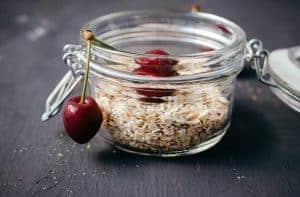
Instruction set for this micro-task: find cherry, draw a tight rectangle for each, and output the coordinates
[145,49,169,55]
[62,30,103,144]
[134,49,178,99]
[63,96,102,144]
[135,49,178,71]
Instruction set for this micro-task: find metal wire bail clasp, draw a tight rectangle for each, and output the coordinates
[41,44,84,121]
[245,39,277,87]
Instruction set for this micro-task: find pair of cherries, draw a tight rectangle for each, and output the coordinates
[63,47,177,144]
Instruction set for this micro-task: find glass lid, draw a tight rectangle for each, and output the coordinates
[269,47,300,96]
[268,46,300,112]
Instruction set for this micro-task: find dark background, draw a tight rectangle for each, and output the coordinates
[0,0,300,196]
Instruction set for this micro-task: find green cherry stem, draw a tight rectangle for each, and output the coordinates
[80,30,94,104]
[92,39,117,51]
[80,39,91,103]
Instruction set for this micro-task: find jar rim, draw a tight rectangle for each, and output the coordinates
[79,10,246,83]
[83,10,246,58]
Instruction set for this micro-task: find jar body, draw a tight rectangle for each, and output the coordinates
[82,10,246,156]
[54,10,246,156]
[89,73,238,156]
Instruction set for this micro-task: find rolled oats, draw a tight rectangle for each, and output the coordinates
[94,82,230,152]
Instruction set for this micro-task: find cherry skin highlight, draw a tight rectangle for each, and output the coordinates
[63,96,102,144]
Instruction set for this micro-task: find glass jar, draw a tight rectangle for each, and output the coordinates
[42,10,265,157]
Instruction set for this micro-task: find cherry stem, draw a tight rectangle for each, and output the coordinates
[92,39,117,51]
[191,4,200,12]
[80,39,92,104]
[80,29,118,104]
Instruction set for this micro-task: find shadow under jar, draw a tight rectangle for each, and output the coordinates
[63,10,246,156]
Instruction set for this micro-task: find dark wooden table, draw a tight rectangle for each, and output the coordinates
[1,0,300,196]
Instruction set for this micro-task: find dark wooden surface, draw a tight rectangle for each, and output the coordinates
[0,0,300,196]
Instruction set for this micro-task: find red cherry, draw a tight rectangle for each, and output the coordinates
[62,96,102,144]
[134,49,178,76]
[135,49,178,71]
[145,49,169,55]
[133,49,179,98]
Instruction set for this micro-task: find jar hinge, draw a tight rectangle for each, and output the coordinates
[41,44,84,121]
[245,39,277,88]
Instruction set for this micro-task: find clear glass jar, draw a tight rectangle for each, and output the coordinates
[43,10,251,157]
